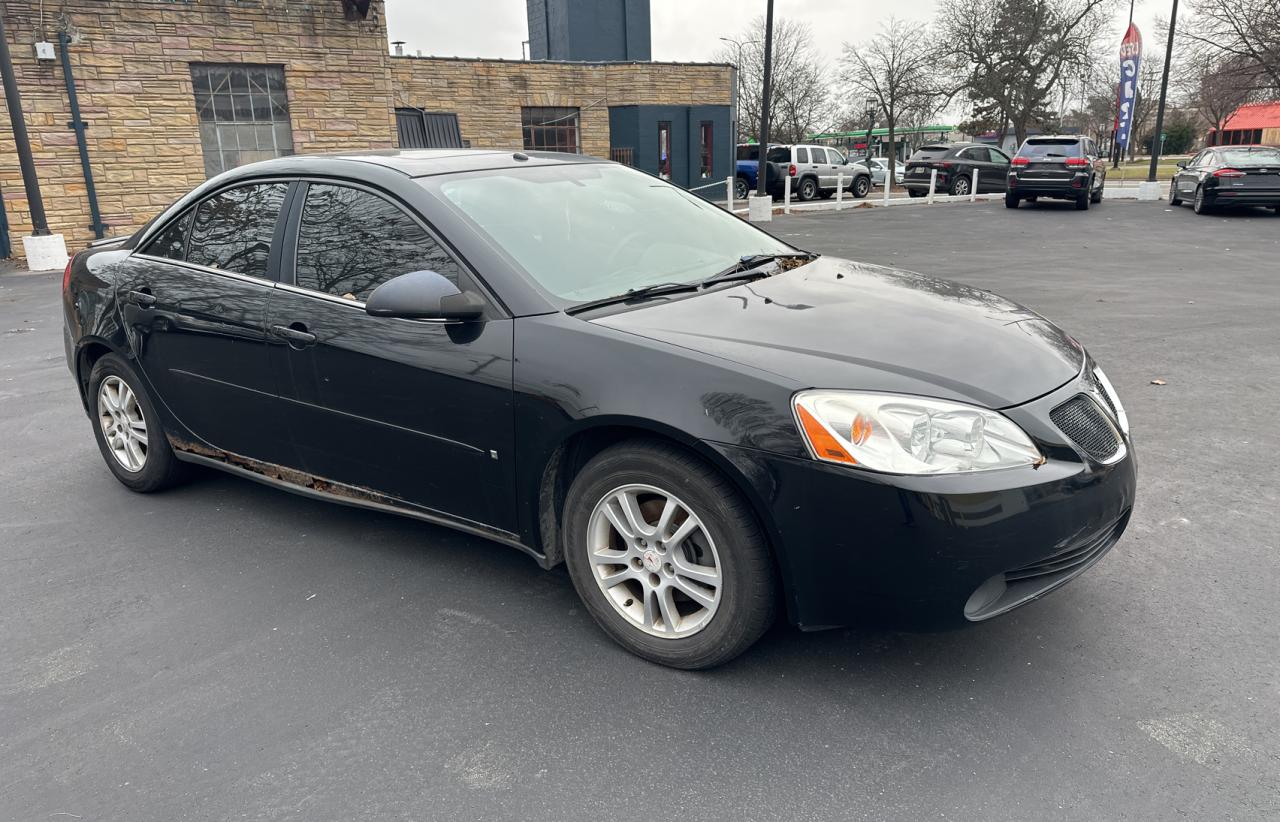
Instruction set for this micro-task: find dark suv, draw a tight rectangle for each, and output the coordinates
[1006,136,1106,210]
[902,142,1012,197]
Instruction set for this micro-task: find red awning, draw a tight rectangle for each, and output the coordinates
[1221,101,1280,131]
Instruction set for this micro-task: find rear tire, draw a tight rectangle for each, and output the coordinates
[1075,189,1090,210]
[733,176,750,201]
[1193,185,1211,214]
[797,177,818,201]
[562,440,777,669]
[950,176,971,197]
[908,189,926,198]
[87,353,187,493]
[1005,193,1019,208]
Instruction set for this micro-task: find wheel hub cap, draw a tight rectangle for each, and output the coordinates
[586,483,723,639]
[97,375,149,473]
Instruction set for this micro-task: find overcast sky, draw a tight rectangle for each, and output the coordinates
[385,0,1166,70]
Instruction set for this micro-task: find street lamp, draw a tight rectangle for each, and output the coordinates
[864,96,878,160]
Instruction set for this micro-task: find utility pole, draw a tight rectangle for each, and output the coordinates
[755,0,775,198]
[1147,0,1178,181]
[0,9,51,236]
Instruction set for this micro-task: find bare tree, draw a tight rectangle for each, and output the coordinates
[840,18,944,186]
[715,18,836,146]
[937,0,1117,146]
[1177,52,1266,143]
[1182,0,1280,93]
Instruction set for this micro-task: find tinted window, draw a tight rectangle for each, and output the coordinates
[185,183,287,278]
[294,184,461,302]
[909,145,951,161]
[989,148,1011,164]
[1018,139,1084,159]
[766,146,790,163]
[796,147,810,164]
[142,210,193,260]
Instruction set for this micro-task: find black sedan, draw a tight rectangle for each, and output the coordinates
[63,150,1136,668]
[1170,145,1280,214]
[902,142,1012,197]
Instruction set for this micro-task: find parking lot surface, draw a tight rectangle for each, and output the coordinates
[3,200,1278,820]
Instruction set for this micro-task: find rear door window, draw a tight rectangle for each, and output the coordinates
[185,183,289,278]
[141,210,193,260]
[293,183,462,302]
[795,147,810,164]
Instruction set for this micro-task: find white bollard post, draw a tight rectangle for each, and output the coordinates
[783,173,792,214]
[836,173,844,211]
[928,168,937,204]
[726,175,735,212]
[971,168,979,202]
[883,169,891,205]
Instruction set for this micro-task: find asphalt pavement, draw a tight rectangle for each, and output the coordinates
[2,199,1278,820]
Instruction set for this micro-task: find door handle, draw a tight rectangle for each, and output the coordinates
[270,323,317,348]
[124,289,156,308]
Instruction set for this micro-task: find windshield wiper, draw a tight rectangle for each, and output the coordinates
[565,281,700,315]
[699,253,811,287]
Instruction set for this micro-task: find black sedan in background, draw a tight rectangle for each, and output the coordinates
[903,142,1012,197]
[1170,145,1280,214]
[63,150,1136,668]
[1006,135,1107,210]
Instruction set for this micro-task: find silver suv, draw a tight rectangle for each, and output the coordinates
[779,144,873,201]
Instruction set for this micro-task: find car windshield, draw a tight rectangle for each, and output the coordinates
[1018,140,1084,159]
[1219,147,1280,167]
[434,163,795,303]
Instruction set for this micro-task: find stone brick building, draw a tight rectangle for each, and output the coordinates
[0,0,731,264]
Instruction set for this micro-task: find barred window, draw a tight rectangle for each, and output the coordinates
[192,64,294,177]
[522,107,581,154]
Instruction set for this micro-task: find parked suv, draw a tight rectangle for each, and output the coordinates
[903,143,1012,197]
[1006,135,1106,210]
[760,144,872,201]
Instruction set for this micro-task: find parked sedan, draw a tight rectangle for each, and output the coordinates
[859,156,907,188]
[1170,145,1280,214]
[64,150,1136,669]
[903,142,1012,197]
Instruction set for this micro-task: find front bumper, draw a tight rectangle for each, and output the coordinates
[710,375,1137,630]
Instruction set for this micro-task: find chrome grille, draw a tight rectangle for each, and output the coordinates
[1050,395,1120,462]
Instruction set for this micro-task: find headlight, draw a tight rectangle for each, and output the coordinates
[792,390,1043,475]
[1091,366,1129,435]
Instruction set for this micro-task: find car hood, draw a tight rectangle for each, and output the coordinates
[592,256,1084,409]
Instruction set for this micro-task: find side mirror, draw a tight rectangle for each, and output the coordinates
[365,270,484,321]
[1176,160,1188,169]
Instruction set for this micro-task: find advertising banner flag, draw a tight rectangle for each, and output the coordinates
[1115,24,1143,151]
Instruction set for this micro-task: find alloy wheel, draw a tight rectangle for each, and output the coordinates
[97,375,149,472]
[952,177,970,196]
[586,483,722,638]
[734,177,749,200]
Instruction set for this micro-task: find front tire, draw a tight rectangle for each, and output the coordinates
[852,176,871,198]
[88,353,187,492]
[562,440,777,669]
[1090,175,1104,203]
[1169,180,1182,206]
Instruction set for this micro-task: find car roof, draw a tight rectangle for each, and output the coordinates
[1025,135,1086,142]
[213,148,603,182]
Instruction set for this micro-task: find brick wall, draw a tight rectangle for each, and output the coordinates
[0,0,732,264]
[0,0,395,260]
[389,56,732,159]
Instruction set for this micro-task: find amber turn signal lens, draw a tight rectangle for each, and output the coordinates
[796,405,857,464]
